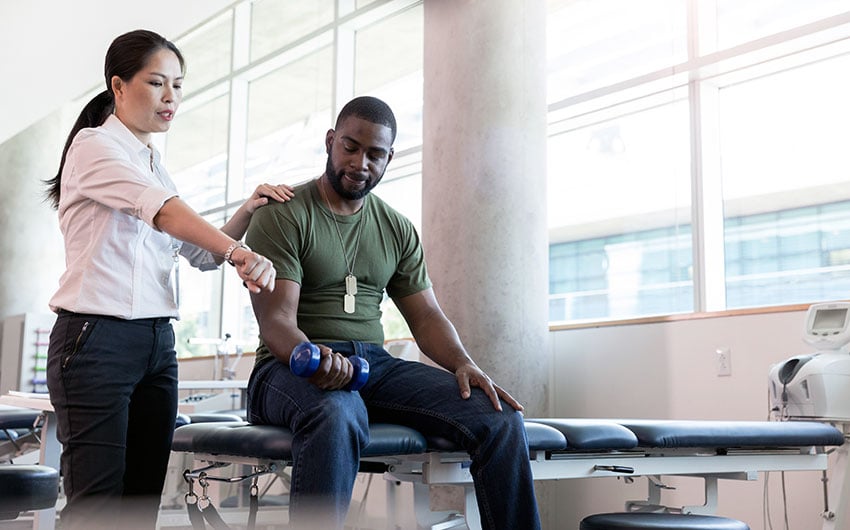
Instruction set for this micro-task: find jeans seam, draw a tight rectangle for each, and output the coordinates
[472,456,497,529]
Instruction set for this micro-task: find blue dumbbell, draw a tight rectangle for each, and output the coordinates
[289,342,369,391]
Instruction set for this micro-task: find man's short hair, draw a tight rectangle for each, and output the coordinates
[336,96,397,143]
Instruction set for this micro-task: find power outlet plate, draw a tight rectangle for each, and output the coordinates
[716,347,732,377]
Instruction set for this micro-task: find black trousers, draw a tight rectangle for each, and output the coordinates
[46,311,177,530]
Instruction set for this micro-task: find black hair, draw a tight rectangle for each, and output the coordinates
[44,30,185,209]
[335,96,397,144]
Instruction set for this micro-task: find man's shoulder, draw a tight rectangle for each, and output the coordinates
[368,193,416,231]
[368,192,406,218]
[254,180,316,219]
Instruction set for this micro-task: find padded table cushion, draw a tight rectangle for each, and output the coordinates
[527,418,638,450]
[172,422,428,460]
[581,512,750,529]
[0,408,40,430]
[187,412,244,424]
[0,465,59,519]
[424,421,567,452]
[172,418,844,463]
[615,419,845,449]
[520,422,568,451]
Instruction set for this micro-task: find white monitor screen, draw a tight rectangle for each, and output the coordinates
[812,308,848,331]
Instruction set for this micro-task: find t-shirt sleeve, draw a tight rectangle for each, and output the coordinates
[246,203,303,284]
[386,217,431,299]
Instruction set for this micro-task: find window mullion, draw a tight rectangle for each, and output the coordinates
[690,80,726,312]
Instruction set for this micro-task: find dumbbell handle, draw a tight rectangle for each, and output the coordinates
[289,342,369,391]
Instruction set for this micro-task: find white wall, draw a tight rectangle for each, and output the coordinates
[548,308,840,530]
[0,0,235,144]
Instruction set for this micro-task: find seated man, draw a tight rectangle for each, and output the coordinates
[245,96,540,530]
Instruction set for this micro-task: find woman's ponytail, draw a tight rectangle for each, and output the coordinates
[44,90,114,209]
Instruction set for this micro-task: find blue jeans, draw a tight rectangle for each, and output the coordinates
[248,341,540,530]
[46,311,178,530]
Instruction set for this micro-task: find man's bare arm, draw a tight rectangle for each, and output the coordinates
[250,279,354,389]
[394,289,523,411]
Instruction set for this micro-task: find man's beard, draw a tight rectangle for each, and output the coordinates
[325,156,383,200]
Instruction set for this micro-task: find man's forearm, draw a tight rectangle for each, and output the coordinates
[261,321,310,365]
[413,318,477,373]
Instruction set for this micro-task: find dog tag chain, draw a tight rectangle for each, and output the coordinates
[320,178,366,314]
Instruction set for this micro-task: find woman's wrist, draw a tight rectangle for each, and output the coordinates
[223,241,250,265]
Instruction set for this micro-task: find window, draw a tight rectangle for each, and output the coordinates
[354,3,424,339]
[250,0,335,61]
[725,203,850,307]
[547,0,850,323]
[177,11,233,94]
[547,0,687,103]
[548,88,692,322]
[245,45,334,189]
[713,0,850,49]
[718,53,850,307]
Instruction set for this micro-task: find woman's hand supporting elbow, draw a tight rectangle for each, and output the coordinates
[228,245,276,293]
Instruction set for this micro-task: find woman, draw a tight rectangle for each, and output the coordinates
[43,29,292,529]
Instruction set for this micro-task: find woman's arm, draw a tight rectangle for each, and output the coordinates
[153,197,275,293]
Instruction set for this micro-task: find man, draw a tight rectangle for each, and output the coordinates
[245,96,540,529]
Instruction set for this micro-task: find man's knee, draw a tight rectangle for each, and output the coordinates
[486,407,527,445]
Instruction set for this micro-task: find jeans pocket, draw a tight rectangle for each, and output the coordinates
[61,318,99,372]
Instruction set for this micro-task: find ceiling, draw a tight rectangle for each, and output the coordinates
[0,0,234,144]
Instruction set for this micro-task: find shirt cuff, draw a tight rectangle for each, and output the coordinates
[137,188,179,228]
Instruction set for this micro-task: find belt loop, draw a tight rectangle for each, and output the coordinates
[351,341,363,357]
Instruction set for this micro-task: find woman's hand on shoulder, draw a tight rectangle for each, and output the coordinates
[245,183,295,214]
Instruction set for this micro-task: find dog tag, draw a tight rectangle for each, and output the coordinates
[345,274,358,296]
[344,293,355,314]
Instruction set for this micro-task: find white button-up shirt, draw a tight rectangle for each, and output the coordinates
[49,114,216,319]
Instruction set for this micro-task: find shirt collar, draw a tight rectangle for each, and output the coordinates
[101,114,161,163]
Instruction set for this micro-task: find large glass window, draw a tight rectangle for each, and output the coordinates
[353,3,424,338]
[245,46,334,189]
[354,4,424,152]
[725,203,850,307]
[547,0,850,323]
[546,0,687,104]
[178,11,233,94]
[548,92,692,322]
[250,0,335,61]
[718,54,850,307]
[166,94,230,211]
[166,94,230,355]
[713,0,850,49]
[173,212,226,356]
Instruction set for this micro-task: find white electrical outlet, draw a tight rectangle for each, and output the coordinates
[716,347,732,377]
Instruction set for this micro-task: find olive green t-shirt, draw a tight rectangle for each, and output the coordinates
[246,179,431,365]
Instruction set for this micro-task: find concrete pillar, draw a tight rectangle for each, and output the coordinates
[0,110,68,320]
[422,0,550,417]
